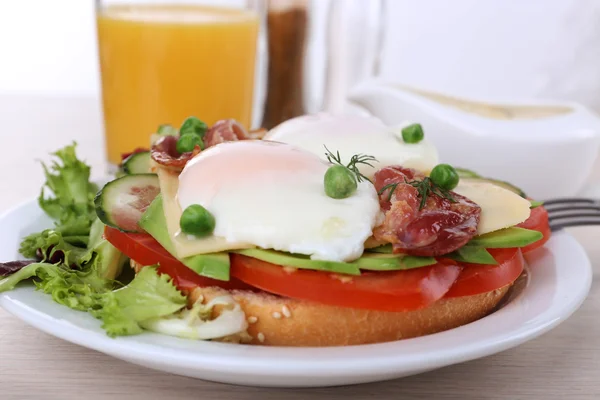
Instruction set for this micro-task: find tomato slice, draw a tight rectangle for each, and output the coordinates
[230,254,462,312]
[518,206,551,253]
[104,227,250,292]
[444,248,524,298]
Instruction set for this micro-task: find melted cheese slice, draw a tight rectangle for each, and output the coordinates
[156,166,251,259]
[453,180,531,235]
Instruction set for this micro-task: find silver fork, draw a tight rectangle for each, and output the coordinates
[544,198,600,231]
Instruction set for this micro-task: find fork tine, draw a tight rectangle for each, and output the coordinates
[551,218,600,230]
[538,197,600,230]
[545,204,600,213]
[549,212,600,221]
[543,198,596,207]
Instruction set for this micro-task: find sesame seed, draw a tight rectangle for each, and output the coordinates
[283,266,297,274]
[272,311,282,319]
[281,305,291,318]
[257,332,265,343]
[247,316,258,324]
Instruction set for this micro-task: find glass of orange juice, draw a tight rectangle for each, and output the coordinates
[96,0,261,166]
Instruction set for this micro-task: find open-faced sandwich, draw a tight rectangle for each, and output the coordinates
[0,114,550,346]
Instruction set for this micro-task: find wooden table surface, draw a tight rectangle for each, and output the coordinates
[1,96,599,399]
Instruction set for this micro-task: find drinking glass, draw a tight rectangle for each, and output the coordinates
[96,0,261,166]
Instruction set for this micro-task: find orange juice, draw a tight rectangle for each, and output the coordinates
[97,5,259,165]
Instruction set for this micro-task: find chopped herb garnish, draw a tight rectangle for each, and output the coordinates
[324,146,377,183]
[378,183,399,202]
[407,177,457,210]
[378,177,457,210]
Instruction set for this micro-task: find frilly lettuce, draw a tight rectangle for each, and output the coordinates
[140,295,248,340]
[38,143,98,229]
[2,143,128,321]
[20,143,100,257]
[2,144,247,341]
[94,266,187,337]
[0,258,110,311]
[95,266,248,340]
[19,229,93,264]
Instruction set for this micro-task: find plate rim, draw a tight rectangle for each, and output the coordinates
[0,196,593,383]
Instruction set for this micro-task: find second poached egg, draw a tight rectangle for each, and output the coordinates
[264,113,439,177]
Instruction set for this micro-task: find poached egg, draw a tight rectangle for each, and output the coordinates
[177,141,381,262]
[264,113,439,177]
[265,113,531,235]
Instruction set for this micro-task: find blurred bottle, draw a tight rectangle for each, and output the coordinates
[261,0,308,129]
[260,0,385,128]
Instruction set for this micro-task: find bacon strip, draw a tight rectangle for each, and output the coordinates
[150,135,201,171]
[204,119,250,148]
[373,166,481,257]
[151,119,250,171]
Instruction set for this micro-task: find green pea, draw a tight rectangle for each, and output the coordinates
[430,164,459,190]
[324,165,357,199]
[180,116,208,137]
[180,204,216,237]
[157,124,178,136]
[176,133,204,154]
[401,123,424,144]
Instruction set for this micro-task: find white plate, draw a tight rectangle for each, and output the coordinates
[0,198,592,387]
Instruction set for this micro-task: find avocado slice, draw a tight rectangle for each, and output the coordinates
[234,249,361,275]
[140,196,437,277]
[446,245,498,265]
[234,248,436,273]
[469,227,543,248]
[353,253,437,270]
[88,218,128,280]
[139,195,231,281]
[366,244,393,254]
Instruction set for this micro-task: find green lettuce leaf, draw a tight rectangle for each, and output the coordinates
[1,143,131,334]
[38,142,98,231]
[0,257,111,311]
[94,266,187,337]
[19,229,93,265]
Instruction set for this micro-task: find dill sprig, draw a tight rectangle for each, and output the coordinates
[324,146,377,183]
[377,177,457,210]
[378,183,399,202]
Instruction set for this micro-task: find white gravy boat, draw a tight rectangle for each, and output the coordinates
[348,81,600,199]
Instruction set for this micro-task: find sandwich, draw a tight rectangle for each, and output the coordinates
[95,114,550,346]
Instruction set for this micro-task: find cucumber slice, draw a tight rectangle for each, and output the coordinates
[483,178,527,198]
[157,124,178,136]
[95,174,160,233]
[455,168,481,179]
[455,168,527,198]
[150,124,179,145]
[122,151,152,175]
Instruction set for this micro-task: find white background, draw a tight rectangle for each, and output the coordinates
[0,0,99,96]
[2,0,600,110]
